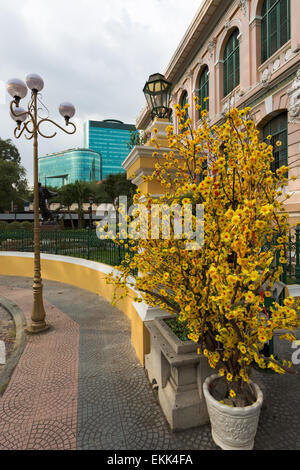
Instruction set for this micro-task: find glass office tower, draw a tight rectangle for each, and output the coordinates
[39,148,102,188]
[84,119,136,179]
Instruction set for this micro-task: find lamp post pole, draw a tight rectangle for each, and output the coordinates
[7,74,77,333]
[31,88,47,333]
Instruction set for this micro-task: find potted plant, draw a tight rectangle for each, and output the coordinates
[105,102,300,449]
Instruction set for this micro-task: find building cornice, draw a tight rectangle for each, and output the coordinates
[122,145,172,172]
[136,0,233,129]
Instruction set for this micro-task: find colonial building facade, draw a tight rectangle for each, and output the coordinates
[135,0,300,223]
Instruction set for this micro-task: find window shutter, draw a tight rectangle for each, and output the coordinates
[261,0,290,64]
[223,29,240,97]
[263,112,288,173]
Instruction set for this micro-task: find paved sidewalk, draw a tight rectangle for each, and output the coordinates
[0,275,299,450]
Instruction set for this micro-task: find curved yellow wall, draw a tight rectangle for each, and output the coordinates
[0,253,150,365]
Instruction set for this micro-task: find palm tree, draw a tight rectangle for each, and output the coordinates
[73,180,91,229]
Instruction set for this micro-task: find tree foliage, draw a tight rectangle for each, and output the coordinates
[106,102,300,405]
[0,138,21,163]
[0,138,29,212]
[127,129,147,151]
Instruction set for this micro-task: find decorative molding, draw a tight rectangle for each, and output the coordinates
[184,71,193,82]
[264,95,273,115]
[239,0,249,17]
[287,69,300,124]
[249,15,262,28]
[207,37,217,58]
[261,68,270,84]
[285,48,293,62]
[224,20,231,31]
[272,59,281,73]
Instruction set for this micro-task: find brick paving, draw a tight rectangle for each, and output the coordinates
[0,305,15,377]
[0,283,79,450]
[0,275,299,450]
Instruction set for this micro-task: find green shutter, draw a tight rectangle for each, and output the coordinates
[198,66,209,117]
[180,91,189,126]
[263,112,288,173]
[261,0,290,64]
[223,29,240,97]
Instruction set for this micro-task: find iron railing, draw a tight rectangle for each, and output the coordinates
[0,229,134,272]
[1,227,300,284]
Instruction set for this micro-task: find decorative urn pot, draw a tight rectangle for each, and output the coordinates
[203,374,263,450]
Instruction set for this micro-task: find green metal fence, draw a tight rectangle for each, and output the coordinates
[260,226,300,285]
[284,226,300,285]
[1,227,300,284]
[0,229,133,270]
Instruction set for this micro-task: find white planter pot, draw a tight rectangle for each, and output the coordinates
[203,374,263,450]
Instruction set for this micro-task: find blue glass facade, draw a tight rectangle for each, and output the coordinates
[38,148,102,188]
[84,119,135,179]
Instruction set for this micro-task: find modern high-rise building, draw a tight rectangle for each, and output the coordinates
[84,119,136,180]
[38,148,102,188]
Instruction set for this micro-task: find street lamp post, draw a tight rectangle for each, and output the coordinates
[143,73,172,121]
[7,74,76,334]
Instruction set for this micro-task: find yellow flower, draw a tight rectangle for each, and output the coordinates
[245,291,255,303]
[231,215,240,225]
[276,140,282,147]
[222,232,231,243]
[107,105,295,388]
[250,271,259,282]
[229,389,236,398]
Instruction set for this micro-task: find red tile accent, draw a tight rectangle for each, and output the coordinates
[0,286,79,450]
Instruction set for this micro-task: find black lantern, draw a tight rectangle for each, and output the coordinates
[143,73,172,120]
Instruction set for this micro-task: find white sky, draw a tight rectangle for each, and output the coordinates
[0,0,203,185]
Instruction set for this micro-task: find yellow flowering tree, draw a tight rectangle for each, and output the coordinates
[105,101,300,406]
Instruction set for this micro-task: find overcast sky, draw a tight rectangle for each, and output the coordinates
[0,0,202,186]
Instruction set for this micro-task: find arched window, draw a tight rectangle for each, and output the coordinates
[198,66,209,116]
[261,0,290,64]
[180,91,188,108]
[263,112,288,173]
[223,29,240,97]
[180,91,189,124]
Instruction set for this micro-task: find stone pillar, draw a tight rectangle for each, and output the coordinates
[122,118,173,327]
[249,15,262,86]
[290,0,300,49]
[122,117,172,195]
[215,60,223,115]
